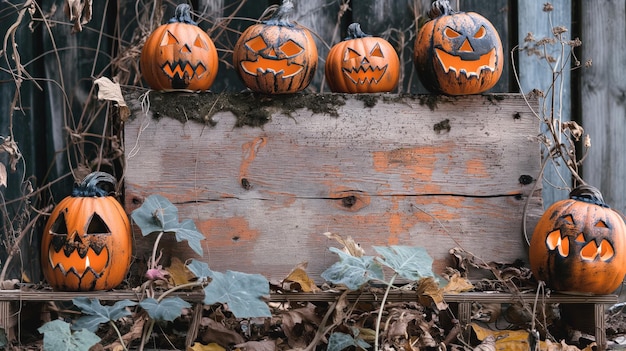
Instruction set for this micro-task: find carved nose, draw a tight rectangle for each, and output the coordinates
[459,39,473,52]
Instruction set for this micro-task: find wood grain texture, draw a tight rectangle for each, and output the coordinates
[580,0,626,215]
[124,92,541,282]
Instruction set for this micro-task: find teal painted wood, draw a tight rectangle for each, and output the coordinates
[580,0,626,215]
[518,0,572,208]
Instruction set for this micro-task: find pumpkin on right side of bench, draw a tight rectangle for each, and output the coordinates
[529,185,626,294]
[413,0,503,95]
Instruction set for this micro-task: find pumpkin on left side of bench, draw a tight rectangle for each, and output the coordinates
[41,172,132,291]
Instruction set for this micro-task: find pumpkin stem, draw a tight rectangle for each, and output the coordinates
[168,3,197,25]
[345,23,371,40]
[429,0,455,19]
[569,184,609,208]
[72,172,117,198]
[264,0,295,27]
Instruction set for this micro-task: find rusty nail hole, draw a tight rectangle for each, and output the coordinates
[518,175,534,185]
[232,236,240,242]
[342,196,357,208]
[513,112,521,120]
[132,197,143,205]
[241,178,252,190]
[515,194,523,200]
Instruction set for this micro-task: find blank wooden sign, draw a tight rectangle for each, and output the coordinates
[123,92,542,282]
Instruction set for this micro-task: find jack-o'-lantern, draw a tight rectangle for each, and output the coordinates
[413,0,503,95]
[325,23,400,93]
[529,185,626,294]
[140,3,218,91]
[233,0,318,94]
[41,172,132,291]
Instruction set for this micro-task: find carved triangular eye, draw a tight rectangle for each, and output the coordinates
[194,35,207,49]
[474,26,486,39]
[345,48,360,61]
[51,210,69,235]
[595,220,608,228]
[86,213,110,235]
[445,27,461,38]
[370,44,384,58]
[245,35,268,52]
[161,31,179,46]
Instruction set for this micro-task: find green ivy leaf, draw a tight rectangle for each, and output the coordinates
[38,319,101,351]
[139,297,191,322]
[187,259,271,318]
[72,298,137,332]
[131,194,179,235]
[321,247,384,290]
[131,194,204,255]
[327,330,370,351]
[373,246,435,281]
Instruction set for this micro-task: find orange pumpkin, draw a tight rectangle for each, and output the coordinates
[41,172,132,291]
[325,23,400,93]
[233,0,318,94]
[413,0,503,95]
[529,185,626,294]
[140,3,218,91]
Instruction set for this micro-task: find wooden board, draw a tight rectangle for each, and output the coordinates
[123,92,542,282]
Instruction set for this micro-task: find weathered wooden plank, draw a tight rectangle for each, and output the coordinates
[580,0,626,215]
[123,92,541,282]
[518,0,572,208]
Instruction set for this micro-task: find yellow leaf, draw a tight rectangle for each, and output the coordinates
[166,257,194,286]
[416,277,447,310]
[442,272,474,294]
[187,342,226,351]
[284,262,320,292]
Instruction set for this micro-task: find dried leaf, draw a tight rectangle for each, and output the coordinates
[93,76,130,121]
[0,163,6,188]
[473,335,496,351]
[283,262,320,293]
[234,340,276,351]
[201,318,246,346]
[63,0,92,32]
[188,342,226,351]
[0,136,22,172]
[416,277,447,310]
[442,272,474,294]
[167,256,194,286]
[323,232,364,257]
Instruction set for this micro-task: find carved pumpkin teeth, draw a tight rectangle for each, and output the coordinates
[161,60,208,80]
[342,65,388,85]
[434,47,497,78]
[240,56,304,78]
[48,245,110,276]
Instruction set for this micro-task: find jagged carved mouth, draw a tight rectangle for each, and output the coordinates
[240,57,303,78]
[435,48,497,78]
[161,60,207,81]
[342,65,388,85]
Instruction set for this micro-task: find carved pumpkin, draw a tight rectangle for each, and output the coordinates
[325,23,400,93]
[233,0,318,94]
[529,185,626,294]
[413,0,503,95]
[41,172,132,291]
[140,4,219,91]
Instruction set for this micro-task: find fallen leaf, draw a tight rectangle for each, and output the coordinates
[442,272,474,294]
[188,342,226,351]
[93,76,130,121]
[283,262,320,292]
[234,340,276,351]
[201,318,245,346]
[167,256,194,286]
[416,277,447,310]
